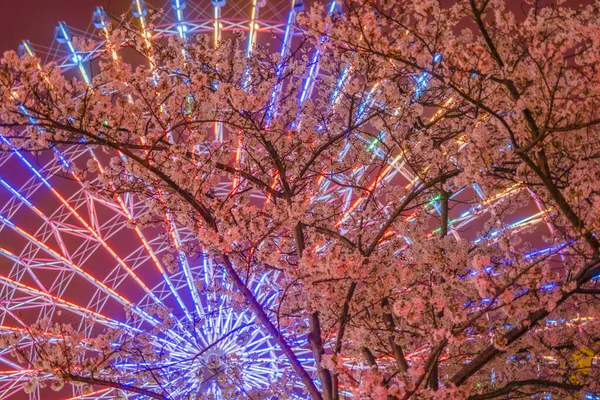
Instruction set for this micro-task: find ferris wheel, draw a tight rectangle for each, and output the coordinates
[0,0,554,399]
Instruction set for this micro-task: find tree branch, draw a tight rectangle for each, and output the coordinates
[63,373,167,400]
[467,379,583,400]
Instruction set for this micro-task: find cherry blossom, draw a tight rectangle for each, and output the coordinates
[1,1,600,399]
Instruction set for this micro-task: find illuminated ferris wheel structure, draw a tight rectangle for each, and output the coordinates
[0,0,553,399]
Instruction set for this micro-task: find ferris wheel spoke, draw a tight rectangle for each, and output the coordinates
[0,94,178,326]
[84,18,197,328]
[1,275,130,331]
[212,0,224,141]
[0,178,164,307]
[0,216,193,344]
[128,1,208,324]
[0,277,192,355]
[0,353,24,372]
[0,374,33,399]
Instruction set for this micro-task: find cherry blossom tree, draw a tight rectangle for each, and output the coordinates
[1,0,600,398]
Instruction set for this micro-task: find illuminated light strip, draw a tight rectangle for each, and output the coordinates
[213,0,224,141]
[93,8,120,65]
[444,185,523,229]
[0,177,160,306]
[0,370,34,376]
[299,1,339,104]
[246,0,260,59]
[84,149,194,324]
[264,3,298,126]
[367,131,385,152]
[356,83,380,121]
[522,241,568,261]
[0,377,30,399]
[199,255,214,347]
[0,275,135,332]
[169,219,204,319]
[0,354,23,371]
[0,276,185,352]
[528,187,559,253]
[135,135,204,320]
[330,65,351,107]
[428,96,455,122]
[132,0,159,82]
[335,165,391,227]
[54,22,91,87]
[170,0,188,40]
[472,210,549,245]
[17,41,53,88]
[423,186,526,237]
[212,0,224,48]
[232,135,244,190]
[0,212,190,344]
[233,0,265,188]
[480,183,521,207]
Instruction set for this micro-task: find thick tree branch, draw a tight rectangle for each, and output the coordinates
[63,374,167,400]
[220,255,322,400]
[467,379,583,400]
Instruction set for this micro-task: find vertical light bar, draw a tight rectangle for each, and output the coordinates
[298,1,338,104]
[212,0,225,48]
[246,0,260,59]
[170,0,188,40]
[131,0,159,82]
[264,0,299,126]
[235,0,264,188]
[93,7,120,63]
[54,22,91,87]
[212,0,226,141]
